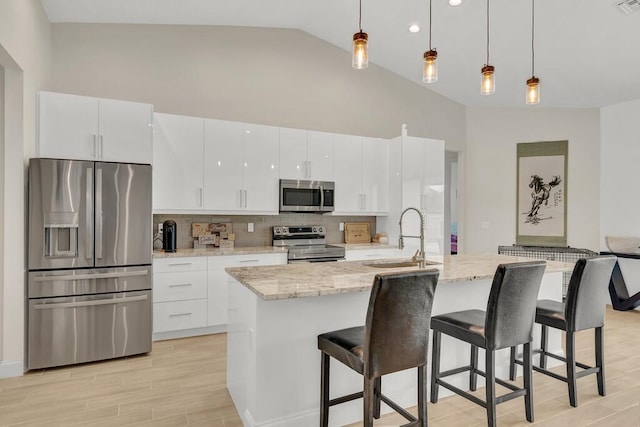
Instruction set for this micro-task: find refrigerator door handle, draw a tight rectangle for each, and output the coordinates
[86,168,93,259]
[33,294,148,310]
[95,167,103,259]
[32,269,150,282]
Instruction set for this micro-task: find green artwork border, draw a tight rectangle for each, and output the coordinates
[516,140,568,247]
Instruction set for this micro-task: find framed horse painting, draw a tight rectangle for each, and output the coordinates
[516,140,568,247]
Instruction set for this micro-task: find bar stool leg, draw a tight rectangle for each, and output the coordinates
[485,349,497,427]
[430,330,442,403]
[509,345,517,381]
[470,345,479,391]
[373,377,381,419]
[540,325,548,369]
[596,326,606,397]
[320,352,330,427]
[523,342,534,422]
[418,365,427,427]
[566,330,578,407]
[363,376,375,427]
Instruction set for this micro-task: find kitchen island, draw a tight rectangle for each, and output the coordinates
[225,254,573,427]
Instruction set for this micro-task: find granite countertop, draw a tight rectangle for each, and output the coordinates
[225,253,574,301]
[153,246,288,258]
[153,243,398,258]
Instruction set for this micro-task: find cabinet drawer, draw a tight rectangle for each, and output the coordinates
[153,257,207,273]
[154,271,207,302]
[208,253,287,269]
[153,299,207,332]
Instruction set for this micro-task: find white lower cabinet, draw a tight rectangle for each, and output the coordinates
[153,257,208,335]
[153,252,286,339]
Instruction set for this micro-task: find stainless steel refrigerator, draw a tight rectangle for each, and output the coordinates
[27,158,152,370]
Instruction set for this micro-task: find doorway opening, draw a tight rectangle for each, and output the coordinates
[445,151,459,255]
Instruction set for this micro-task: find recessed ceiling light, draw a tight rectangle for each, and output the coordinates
[408,24,420,33]
[449,0,463,6]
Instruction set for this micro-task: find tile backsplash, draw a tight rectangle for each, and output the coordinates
[153,214,377,249]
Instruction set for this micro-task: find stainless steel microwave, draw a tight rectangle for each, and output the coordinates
[279,179,335,213]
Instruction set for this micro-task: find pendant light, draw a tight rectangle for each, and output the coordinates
[480,0,495,95]
[526,0,540,105]
[423,0,438,83]
[352,0,368,69]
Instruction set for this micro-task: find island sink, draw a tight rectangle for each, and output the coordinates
[361,259,441,268]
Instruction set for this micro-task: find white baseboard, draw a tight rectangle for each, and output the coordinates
[243,408,318,427]
[0,360,24,378]
[152,325,226,341]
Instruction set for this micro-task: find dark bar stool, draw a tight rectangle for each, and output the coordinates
[430,261,546,427]
[509,256,617,407]
[317,270,439,427]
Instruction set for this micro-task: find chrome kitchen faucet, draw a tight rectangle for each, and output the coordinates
[399,207,426,269]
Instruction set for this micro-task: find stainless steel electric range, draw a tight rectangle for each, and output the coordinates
[272,225,345,263]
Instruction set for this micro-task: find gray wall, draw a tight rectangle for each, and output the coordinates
[50,24,466,147]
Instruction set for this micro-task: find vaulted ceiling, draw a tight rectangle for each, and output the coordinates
[40,0,640,108]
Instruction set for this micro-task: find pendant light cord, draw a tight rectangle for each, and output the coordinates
[359,0,363,31]
[531,0,535,76]
[486,0,490,64]
[429,0,433,50]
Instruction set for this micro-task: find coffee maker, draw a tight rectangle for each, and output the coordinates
[162,220,177,252]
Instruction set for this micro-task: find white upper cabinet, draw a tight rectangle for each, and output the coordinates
[279,128,333,181]
[204,119,244,211]
[279,128,308,181]
[38,91,153,164]
[333,134,363,213]
[204,119,280,214]
[153,113,204,211]
[98,98,153,163]
[243,123,280,212]
[333,134,389,215]
[362,137,389,213]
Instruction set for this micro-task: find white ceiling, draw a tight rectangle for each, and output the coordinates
[40,0,640,108]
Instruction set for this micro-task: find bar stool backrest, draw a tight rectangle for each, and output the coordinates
[364,269,439,379]
[565,256,617,332]
[485,261,547,350]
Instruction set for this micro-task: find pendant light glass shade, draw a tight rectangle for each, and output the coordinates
[481,65,495,95]
[423,50,438,83]
[352,31,369,69]
[526,77,540,104]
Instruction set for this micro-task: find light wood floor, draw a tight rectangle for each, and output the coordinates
[1,307,639,426]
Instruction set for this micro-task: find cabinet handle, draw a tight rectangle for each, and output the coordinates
[169,312,192,317]
[198,188,203,207]
[244,190,248,208]
[239,259,259,263]
[99,134,104,159]
[169,283,193,288]
[238,189,243,208]
[308,161,312,178]
[92,134,98,158]
[168,262,192,266]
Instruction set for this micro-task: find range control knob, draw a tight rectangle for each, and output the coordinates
[313,227,318,232]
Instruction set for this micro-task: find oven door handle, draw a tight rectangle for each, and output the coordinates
[33,294,148,310]
[32,270,149,282]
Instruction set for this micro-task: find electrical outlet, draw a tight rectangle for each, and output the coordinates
[339,222,344,231]
[157,223,163,233]
[248,222,254,232]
